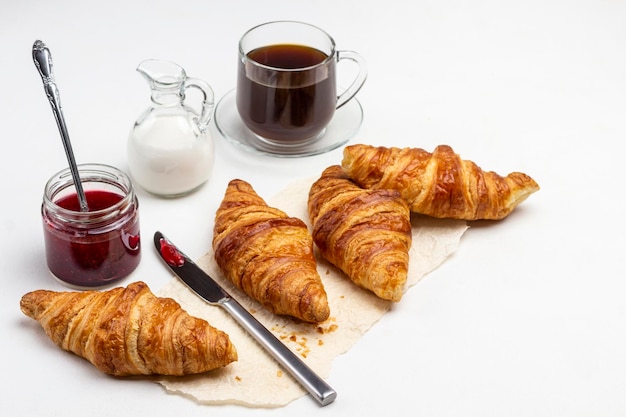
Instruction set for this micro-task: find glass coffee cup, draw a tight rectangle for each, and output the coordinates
[236,21,367,146]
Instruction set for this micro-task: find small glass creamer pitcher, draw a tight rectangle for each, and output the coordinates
[127,59,215,197]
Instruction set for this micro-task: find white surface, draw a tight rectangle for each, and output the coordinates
[1,1,625,416]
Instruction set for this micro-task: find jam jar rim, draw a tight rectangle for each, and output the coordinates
[42,163,136,227]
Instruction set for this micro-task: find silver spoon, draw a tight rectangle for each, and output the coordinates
[33,40,89,212]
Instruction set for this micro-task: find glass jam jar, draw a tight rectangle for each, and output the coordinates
[42,164,141,288]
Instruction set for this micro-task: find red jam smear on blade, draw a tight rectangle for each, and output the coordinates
[159,238,185,267]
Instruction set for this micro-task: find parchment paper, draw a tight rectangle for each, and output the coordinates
[156,178,468,407]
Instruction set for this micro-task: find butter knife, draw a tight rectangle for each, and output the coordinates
[153,231,337,406]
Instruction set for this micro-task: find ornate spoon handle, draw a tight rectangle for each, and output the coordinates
[33,40,88,212]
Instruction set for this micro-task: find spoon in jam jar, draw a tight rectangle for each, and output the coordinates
[33,40,89,212]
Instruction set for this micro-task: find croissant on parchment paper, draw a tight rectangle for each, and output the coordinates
[213,179,330,323]
[20,281,237,376]
[308,165,412,302]
[342,144,540,220]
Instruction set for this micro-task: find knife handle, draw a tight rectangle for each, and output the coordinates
[221,298,337,406]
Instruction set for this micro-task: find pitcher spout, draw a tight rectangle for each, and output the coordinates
[137,59,186,100]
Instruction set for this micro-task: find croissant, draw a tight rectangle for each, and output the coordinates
[342,144,540,220]
[308,165,412,302]
[213,179,330,323]
[20,281,237,376]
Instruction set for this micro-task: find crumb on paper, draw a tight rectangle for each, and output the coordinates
[315,317,339,334]
[317,321,339,335]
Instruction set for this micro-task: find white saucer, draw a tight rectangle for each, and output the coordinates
[214,89,363,157]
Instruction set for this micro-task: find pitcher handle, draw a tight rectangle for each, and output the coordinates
[336,50,367,109]
[184,77,214,132]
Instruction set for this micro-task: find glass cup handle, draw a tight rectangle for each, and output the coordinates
[183,77,215,132]
[336,50,367,109]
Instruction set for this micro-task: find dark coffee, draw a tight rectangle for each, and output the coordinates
[237,44,337,143]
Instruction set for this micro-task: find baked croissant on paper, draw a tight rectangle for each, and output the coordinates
[308,165,412,302]
[213,179,330,323]
[20,281,237,376]
[342,144,540,220]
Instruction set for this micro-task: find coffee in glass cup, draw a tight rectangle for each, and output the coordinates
[236,21,367,146]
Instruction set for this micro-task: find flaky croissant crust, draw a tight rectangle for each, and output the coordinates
[308,165,412,302]
[213,179,330,323]
[342,144,540,220]
[20,281,237,376]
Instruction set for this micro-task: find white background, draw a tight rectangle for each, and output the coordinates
[1,0,626,416]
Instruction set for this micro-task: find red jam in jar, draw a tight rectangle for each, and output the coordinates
[42,164,141,288]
